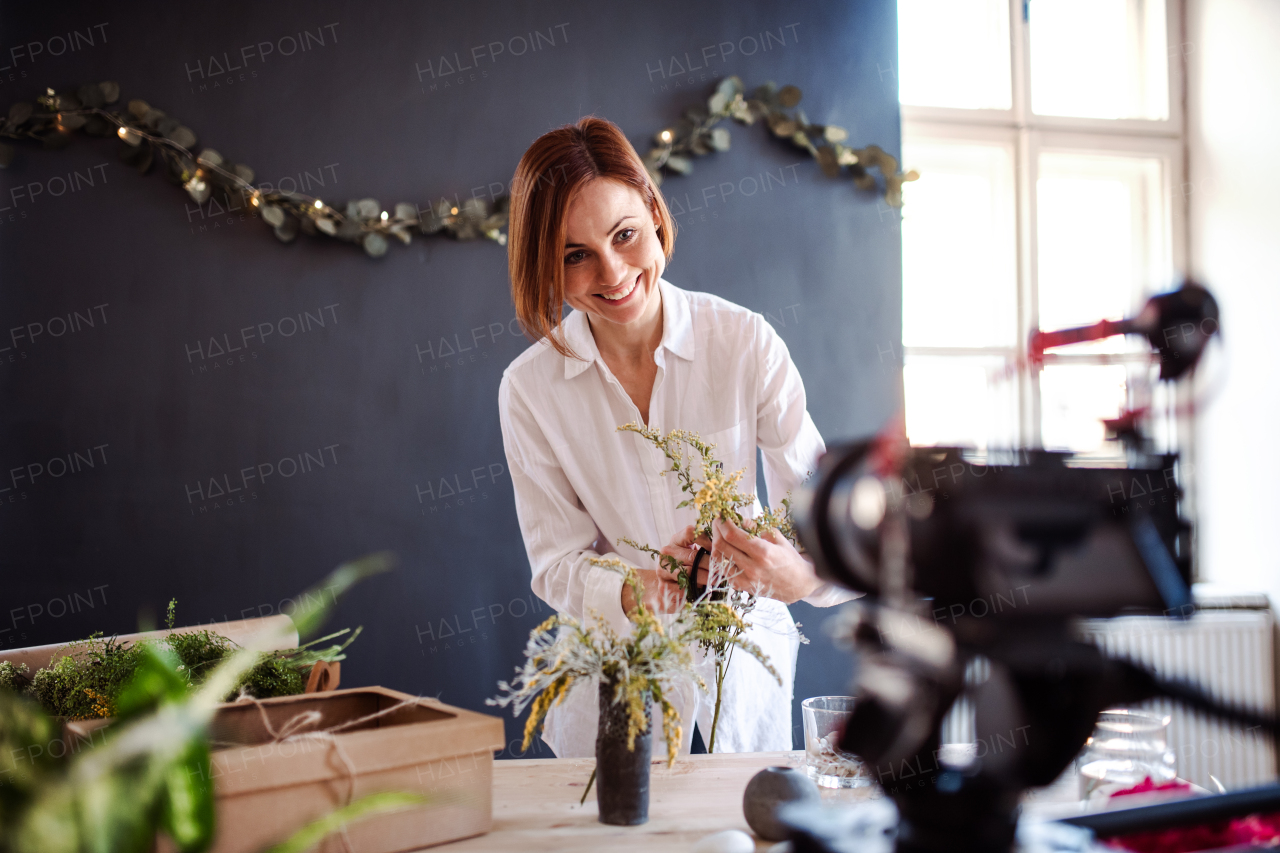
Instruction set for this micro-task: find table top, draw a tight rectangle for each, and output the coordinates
[433,751,870,852]
[425,750,1122,852]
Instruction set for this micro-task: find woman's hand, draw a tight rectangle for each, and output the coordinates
[621,566,685,616]
[659,525,714,586]
[710,517,822,604]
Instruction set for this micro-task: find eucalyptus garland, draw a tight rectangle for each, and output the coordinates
[0,81,509,257]
[0,77,913,261]
[643,75,918,207]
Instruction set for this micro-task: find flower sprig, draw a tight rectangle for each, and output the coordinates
[617,422,795,549]
[489,559,777,767]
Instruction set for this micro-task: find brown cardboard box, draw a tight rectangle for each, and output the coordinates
[168,687,504,853]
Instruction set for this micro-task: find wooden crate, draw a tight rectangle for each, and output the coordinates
[168,687,504,853]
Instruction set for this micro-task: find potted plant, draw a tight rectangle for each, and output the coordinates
[617,423,801,752]
[490,560,774,825]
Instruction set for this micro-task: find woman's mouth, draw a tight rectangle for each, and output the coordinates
[596,273,641,304]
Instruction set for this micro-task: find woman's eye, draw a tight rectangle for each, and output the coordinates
[616,228,636,244]
[565,250,586,265]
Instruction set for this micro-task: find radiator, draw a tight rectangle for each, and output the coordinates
[941,609,1277,790]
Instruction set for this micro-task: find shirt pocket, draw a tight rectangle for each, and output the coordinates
[701,420,752,479]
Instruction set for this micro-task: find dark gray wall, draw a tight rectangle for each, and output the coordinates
[0,0,902,755]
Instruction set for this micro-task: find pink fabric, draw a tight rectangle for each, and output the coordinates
[1104,777,1280,852]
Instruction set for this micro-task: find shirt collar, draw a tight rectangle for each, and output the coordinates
[562,278,695,380]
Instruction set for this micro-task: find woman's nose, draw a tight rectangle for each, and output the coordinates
[598,246,629,286]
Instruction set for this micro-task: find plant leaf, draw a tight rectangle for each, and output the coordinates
[158,740,214,851]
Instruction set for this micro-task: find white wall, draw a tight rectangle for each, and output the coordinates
[1187,0,1280,605]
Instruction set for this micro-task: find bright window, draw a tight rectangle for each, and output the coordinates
[898,0,1184,457]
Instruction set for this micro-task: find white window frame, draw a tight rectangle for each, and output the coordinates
[901,0,1189,452]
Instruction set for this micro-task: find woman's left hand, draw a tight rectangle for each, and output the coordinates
[710,517,823,604]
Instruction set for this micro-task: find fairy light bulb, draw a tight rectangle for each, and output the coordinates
[380,211,388,221]
[314,200,324,209]
[660,129,673,143]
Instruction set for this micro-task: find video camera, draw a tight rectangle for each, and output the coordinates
[785,283,1276,853]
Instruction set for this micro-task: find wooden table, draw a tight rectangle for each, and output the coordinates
[432,751,875,851]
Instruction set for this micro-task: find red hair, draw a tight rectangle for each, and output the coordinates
[508,116,676,358]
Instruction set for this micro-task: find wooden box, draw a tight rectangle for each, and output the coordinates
[168,687,505,853]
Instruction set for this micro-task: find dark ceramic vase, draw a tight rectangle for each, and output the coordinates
[595,679,652,826]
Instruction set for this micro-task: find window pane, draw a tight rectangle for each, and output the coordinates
[902,139,1018,347]
[1036,152,1169,353]
[899,0,1012,110]
[1029,0,1169,120]
[1039,363,1128,454]
[905,354,1018,449]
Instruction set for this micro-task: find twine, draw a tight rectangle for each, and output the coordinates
[212,694,430,853]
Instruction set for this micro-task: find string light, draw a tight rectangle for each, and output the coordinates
[659,129,673,143]
[4,83,510,257]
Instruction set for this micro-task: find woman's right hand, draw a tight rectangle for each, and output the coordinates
[621,567,684,616]
[659,524,714,587]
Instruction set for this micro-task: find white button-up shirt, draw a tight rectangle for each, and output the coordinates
[498,278,852,757]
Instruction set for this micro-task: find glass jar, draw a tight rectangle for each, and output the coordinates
[801,696,872,788]
[1078,708,1177,803]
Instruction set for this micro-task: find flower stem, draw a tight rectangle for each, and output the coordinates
[707,643,734,754]
[580,767,597,805]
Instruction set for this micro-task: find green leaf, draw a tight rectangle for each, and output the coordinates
[315,217,337,236]
[778,85,802,108]
[363,231,388,256]
[166,126,197,150]
[274,216,299,243]
[196,148,222,167]
[708,91,729,114]
[158,741,214,851]
[355,198,380,219]
[716,75,743,100]
[263,791,427,853]
[260,204,285,228]
[664,154,692,175]
[115,644,187,719]
[770,119,798,138]
[126,99,150,120]
[0,142,14,168]
[394,202,417,220]
[99,81,121,104]
[708,127,730,151]
[823,125,848,143]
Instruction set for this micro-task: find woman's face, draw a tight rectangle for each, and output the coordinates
[561,178,665,332]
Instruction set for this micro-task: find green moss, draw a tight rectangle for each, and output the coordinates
[235,655,306,700]
[0,660,30,692]
[29,636,143,719]
[166,629,234,685]
[13,602,356,718]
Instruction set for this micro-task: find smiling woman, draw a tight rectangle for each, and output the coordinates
[498,117,855,760]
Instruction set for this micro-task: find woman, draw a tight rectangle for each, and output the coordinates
[498,116,852,758]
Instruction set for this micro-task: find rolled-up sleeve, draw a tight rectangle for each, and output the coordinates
[498,373,631,634]
[753,315,857,609]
